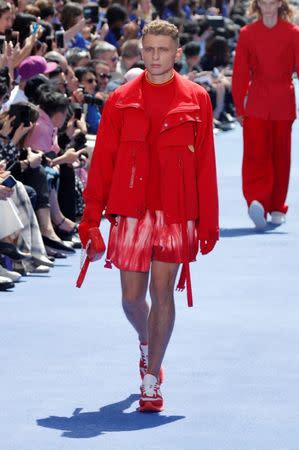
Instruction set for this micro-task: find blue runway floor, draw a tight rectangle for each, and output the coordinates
[1,121,299,450]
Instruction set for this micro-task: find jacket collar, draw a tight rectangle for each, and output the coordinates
[115,70,200,114]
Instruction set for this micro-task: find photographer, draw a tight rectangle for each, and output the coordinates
[74,66,102,134]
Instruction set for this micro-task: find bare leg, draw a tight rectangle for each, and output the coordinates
[35,207,61,241]
[120,270,150,344]
[147,261,179,378]
[49,189,76,232]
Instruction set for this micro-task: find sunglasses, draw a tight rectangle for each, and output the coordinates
[86,78,97,84]
[98,73,111,80]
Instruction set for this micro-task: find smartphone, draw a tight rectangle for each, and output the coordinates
[32,22,39,34]
[5,29,19,46]
[83,5,99,23]
[0,35,5,53]
[1,175,17,188]
[8,104,31,129]
[55,30,65,49]
[73,103,82,121]
[45,35,54,52]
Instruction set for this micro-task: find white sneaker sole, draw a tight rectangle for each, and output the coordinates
[271,212,286,225]
[248,201,267,230]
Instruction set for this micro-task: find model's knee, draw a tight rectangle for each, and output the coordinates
[149,278,174,302]
[122,290,145,307]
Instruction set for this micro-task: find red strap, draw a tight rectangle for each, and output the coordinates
[185,262,193,307]
[176,263,193,307]
[76,257,90,288]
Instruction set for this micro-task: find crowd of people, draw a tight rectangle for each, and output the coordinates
[0,0,298,291]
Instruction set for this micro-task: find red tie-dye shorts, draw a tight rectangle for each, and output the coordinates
[106,210,198,272]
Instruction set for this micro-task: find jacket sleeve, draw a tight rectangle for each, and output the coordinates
[81,92,121,226]
[232,27,251,117]
[195,90,219,242]
[294,25,299,78]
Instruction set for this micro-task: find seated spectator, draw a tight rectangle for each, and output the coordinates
[61,2,90,49]
[74,66,101,134]
[65,47,91,67]
[93,60,112,92]
[89,41,120,76]
[0,1,13,35]
[0,102,74,255]
[118,39,142,76]
[23,90,80,243]
[105,3,139,50]
[181,41,202,75]
[200,35,230,71]
[2,55,58,111]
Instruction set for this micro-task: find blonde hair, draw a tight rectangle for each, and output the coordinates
[142,20,179,46]
[248,0,294,20]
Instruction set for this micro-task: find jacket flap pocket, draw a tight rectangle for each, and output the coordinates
[159,120,199,147]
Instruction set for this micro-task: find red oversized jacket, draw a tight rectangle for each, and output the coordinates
[81,71,219,305]
[232,19,299,120]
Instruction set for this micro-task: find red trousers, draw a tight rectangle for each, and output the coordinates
[242,117,293,214]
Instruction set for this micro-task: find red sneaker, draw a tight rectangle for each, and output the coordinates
[139,344,164,383]
[139,374,164,412]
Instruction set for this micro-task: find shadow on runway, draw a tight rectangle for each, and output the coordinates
[220,224,287,238]
[36,394,185,439]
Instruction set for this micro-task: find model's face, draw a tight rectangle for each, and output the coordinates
[141,34,181,83]
[258,0,282,19]
[0,11,12,34]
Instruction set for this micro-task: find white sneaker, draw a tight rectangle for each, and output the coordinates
[139,374,164,412]
[248,200,267,230]
[271,211,286,225]
[0,265,22,282]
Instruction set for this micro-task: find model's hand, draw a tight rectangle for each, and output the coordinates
[200,238,217,255]
[78,222,106,261]
[87,227,106,261]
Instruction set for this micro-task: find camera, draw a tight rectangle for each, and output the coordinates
[73,132,87,151]
[83,93,103,107]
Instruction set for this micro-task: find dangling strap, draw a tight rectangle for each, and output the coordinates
[76,257,90,288]
[175,154,194,307]
[175,228,193,307]
[104,217,117,269]
[76,240,91,288]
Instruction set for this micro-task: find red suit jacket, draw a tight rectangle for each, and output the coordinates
[82,70,219,242]
[232,19,299,120]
